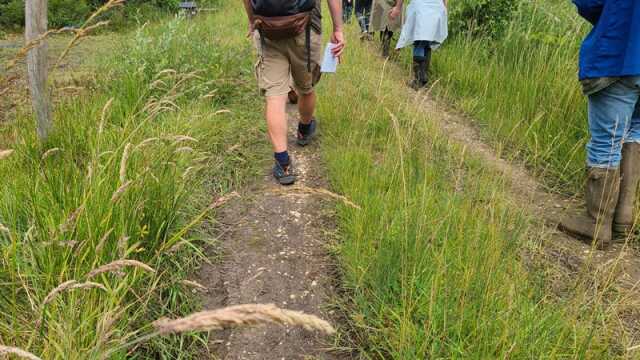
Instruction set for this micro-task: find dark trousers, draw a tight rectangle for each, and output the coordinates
[342,0,354,23]
[355,0,372,33]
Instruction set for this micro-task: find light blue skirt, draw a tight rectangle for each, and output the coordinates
[396,0,448,49]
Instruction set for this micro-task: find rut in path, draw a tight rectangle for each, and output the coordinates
[411,86,640,338]
[197,104,352,359]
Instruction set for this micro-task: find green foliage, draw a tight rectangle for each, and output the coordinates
[433,0,589,193]
[0,0,23,29]
[0,0,184,29]
[449,0,520,38]
[0,10,266,359]
[317,22,616,357]
[49,0,91,27]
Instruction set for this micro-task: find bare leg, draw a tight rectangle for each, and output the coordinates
[298,90,316,125]
[265,95,288,152]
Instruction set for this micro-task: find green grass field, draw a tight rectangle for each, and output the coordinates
[316,21,621,358]
[0,0,635,358]
[0,9,268,359]
[433,0,589,195]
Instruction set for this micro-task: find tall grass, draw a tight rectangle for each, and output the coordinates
[433,0,588,194]
[0,7,267,359]
[317,24,620,357]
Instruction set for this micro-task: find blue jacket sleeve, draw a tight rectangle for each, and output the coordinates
[573,0,605,24]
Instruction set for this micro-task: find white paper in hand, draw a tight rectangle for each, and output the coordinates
[320,42,338,73]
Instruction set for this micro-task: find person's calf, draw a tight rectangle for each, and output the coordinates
[265,95,288,153]
[298,91,316,125]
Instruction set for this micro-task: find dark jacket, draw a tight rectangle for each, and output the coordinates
[574,0,640,80]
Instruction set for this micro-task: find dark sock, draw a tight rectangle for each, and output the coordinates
[298,120,314,136]
[274,151,290,168]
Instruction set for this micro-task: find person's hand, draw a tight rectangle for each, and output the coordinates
[330,30,345,60]
[389,6,401,21]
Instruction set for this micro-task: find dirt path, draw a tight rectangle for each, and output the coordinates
[413,88,640,339]
[197,104,352,359]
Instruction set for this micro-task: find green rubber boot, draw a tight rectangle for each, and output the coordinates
[614,143,640,236]
[559,167,620,249]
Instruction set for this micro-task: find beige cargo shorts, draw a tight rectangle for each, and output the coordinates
[253,30,323,97]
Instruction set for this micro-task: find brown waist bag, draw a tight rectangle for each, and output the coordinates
[253,12,311,40]
[253,12,313,71]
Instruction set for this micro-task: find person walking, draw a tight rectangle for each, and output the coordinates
[244,0,345,185]
[369,0,403,57]
[559,0,640,249]
[355,0,373,39]
[343,0,354,23]
[390,0,447,90]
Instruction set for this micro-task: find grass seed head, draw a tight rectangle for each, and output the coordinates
[0,346,43,360]
[120,143,132,183]
[153,304,336,335]
[41,147,61,160]
[42,280,107,308]
[0,149,14,160]
[111,180,133,203]
[87,259,156,279]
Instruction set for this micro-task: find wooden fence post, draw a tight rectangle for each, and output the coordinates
[25,0,52,141]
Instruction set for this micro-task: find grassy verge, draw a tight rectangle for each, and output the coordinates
[317,24,618,358]
[0,6,267,359]
[431,0,588,195]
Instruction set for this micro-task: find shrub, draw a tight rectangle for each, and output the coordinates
[449,0,520,38]
[0,0,183,29]
[0,0,23,29]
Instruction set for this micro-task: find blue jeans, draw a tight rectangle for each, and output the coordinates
[355,0,372,33]
[587,76,640,168]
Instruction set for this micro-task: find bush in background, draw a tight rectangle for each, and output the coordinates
[449,0,520,38]
[0,0,188,29]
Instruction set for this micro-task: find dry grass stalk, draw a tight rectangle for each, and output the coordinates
[0,345,42,360]
[41,147,61,160]
[87,259,156,279]
[117,236,130,259]
[55,0,126,67]
[153,304,335,335]
[174,146,194,154]
[95,228,114,254]
[169,135,198,143]
[95,306,125,356]
[111,180,133,203]
[274,185,361,210]
[0,149,14,160]
[210,192,240,209]
[59,205,85,234]
[180,279,208,292]
[0,223,9,234]
[136,137,160,149]
[120,143,132,183]
[99,98,115,135]
[41,280,107,307]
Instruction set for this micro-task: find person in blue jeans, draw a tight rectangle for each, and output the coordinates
[559,0,640,249]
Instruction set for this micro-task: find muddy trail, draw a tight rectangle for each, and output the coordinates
[197,104,354,359]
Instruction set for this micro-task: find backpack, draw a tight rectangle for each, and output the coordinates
[251,0,317,70]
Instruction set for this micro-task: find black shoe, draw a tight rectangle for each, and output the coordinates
[273,161,296,185]
[297,119,317,147]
